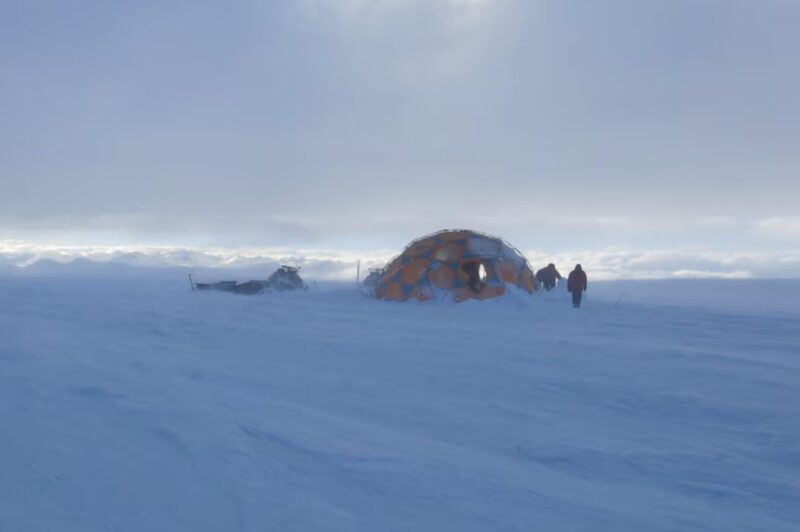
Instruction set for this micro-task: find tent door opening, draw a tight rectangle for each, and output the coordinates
[461,260,488,294]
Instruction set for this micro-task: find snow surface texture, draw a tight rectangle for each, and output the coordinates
[1,272,799,531]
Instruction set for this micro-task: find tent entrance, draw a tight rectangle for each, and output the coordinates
[460,259,488,294]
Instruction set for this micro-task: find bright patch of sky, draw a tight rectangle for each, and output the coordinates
[1,0,798,277]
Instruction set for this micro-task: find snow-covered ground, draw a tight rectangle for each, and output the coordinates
[1,270,799,531]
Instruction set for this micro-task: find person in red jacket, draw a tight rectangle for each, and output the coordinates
[567,264,587,308]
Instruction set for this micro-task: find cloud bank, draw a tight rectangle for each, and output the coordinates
[2,0,798,253]
[2,240,797,281]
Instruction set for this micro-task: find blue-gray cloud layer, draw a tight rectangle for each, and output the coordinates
[1,0,798,251]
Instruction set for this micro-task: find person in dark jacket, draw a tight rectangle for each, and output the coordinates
[535,263,562,291]
[567,264,587,308]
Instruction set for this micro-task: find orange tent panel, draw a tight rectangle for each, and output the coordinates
[381,282,405,301]
[497,261,520,284]
[433,242,465,262]
[520,268,536,293]
[383,256,403,279]
[403,238,436,257]
[429,265,455,289]
[409,286,434,301]
[436,230,472,243]
[399,258,429,285]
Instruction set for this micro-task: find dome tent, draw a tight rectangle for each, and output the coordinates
[369,230,538,302]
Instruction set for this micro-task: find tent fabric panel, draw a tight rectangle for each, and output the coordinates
[403,238,437,258]
[383,256,403,279]
[466,236,502,258]
[497,260,521,284]
[435,230,472,243]
[399,258,430,285]
[429,264,456,289]
[409,285,434,301]
[380,281,405,301]
[433,242,466,262]
[520,267,536,293]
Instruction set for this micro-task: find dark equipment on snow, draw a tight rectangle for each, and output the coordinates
[266,265,307,292]
[191,265,307,295]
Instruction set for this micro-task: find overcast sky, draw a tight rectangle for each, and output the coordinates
[1,0,798,264]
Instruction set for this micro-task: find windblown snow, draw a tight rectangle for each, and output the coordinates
[1,270,798,531]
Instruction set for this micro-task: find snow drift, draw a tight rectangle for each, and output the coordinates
[0,271,798,531]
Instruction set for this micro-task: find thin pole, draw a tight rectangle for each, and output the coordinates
[613,291,629,308]
[188,274,195,291]
[356,260,361,284]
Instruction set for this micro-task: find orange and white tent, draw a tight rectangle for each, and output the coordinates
[369,230,537,302]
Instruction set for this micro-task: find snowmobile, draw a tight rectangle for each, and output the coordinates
[191,265,307,295]
[266,265,307,292]
[192,279,270,295]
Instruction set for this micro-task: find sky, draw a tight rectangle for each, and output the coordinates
[1,0,798,278]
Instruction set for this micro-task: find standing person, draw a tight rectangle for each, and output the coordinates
[567,264,587,308]
[535,263,562,291]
